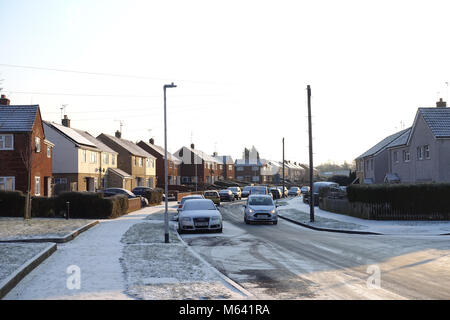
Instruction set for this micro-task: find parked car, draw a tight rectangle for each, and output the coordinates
[132,186,152,197]
[204,190,221,205]
[99,188,148,207]
[227,186,242,200]
[178,199,223,233]
[276,186,288,198]
[243,195,278,225]
[288,187,301,197]
[241,186,252,198]
[303,182,339,206]
[300,186,309,195]
[249,186,269,196]
[177,194,204,213]
[219,189,235,202]
[269,187,282,199]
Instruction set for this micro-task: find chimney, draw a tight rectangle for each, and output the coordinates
[190,143,195,149]
[115,130,122,139]
[149,138,154,145]
[0,94,10,106]
[437,98,447,108]
[213,152,218,157]
[62,114,71,127]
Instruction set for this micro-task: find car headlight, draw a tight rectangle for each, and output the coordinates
[181,217,192,222]
[248,209,254,213]
[269,209,275,214]
[211,217,220,222]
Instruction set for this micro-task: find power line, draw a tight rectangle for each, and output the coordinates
[6,90,228,98]
[0,63,233,86]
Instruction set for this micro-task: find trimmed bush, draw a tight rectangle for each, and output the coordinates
[0,191,27,217]
[143,188,163,206]
[31,196,57,218]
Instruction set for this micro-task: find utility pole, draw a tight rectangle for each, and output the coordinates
[164,82,177,243]
[307,85,314,222]
[282,138,285,198]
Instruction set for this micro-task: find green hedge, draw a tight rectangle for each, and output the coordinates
[0,191,26,217]
[347,183,450,216]
[143,188,163,206]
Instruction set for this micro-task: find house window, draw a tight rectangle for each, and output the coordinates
[112,155,116,165]
[403,150,410,162]
[393,151,398,163]
[0,177,15,191]
[53,178,67,185]
[103,153,109,165]
[229,165,233,171]
[424,145,430,159]
[252,166,259,171]
[35,137,41,153]
[0,135,14,150]
[47,146,51,158]
[90,152,97,163]
[82,150,87,163]
[219,165,223,170]
[134,157,137,166]
[35,177,41,196]
[139,157,143,167]
[417,146,423,160]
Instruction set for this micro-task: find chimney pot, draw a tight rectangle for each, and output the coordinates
[149,138,154,145]
[115,130,122,139]
[62,114,71,127]
[190,143,195,149]
[437,98,447,108]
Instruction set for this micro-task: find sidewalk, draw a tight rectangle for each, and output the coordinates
[4,203,245,300]
[278,197,450,236]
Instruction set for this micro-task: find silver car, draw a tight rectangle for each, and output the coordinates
[243,195,278,225]
[177,194,204,213]
[178,199,223,233]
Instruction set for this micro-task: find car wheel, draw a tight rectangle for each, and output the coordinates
[178,223,183,234]
[218,228,223,233]
[244,216,249,224]
[273,220,278,225]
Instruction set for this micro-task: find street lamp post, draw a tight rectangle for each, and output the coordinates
[164,82,177,243]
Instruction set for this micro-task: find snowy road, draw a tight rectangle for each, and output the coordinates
[181,202,450,299]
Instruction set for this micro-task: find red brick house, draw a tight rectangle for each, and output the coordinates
[174,144,220,184]
[137,138,182,187]
[235,146,263,183]
[213,153,235,180]
[0,95,54,196]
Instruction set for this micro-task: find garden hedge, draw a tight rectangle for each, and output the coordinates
[0,191,26,217]
[143,188,163,206]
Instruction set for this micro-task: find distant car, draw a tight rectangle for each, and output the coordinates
[99,188,148,207]
[269,187,282,199]
[178,199,223,233]
[219,189,235,202]
[249,186,269,196]
[303,182,339,206]
[276,186,288,198]
[288,187,301,197]
[227,186,242,200]
[241,186,252,198]
[177,195,204,213]
[300,186,309,195]
[132,186,152,197]
[204,190,221,205]
[243,195,278,225]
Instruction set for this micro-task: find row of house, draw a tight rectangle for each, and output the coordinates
[356,98,450,184]
[0,95,310,197]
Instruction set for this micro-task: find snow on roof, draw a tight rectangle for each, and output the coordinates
[45,121,97,148]
[108,167,132,178]
[0,105,38,132]
[139,140,182,164]
[73,129,118,154]
[356,128,410,160]
[174,146,220,163]
[99,134,155,158]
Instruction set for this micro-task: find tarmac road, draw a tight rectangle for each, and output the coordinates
[180,201,450,300]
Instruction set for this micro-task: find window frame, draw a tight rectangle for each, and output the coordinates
[35,137,41,153]
[35,176,41,196]
[0,176,15,191]
[0,134,14,150]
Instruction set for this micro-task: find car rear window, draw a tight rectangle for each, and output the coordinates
[205,192,218,196]
[181,195,203,204]
[183,200,216,211]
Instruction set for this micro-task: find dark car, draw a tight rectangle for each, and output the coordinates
[219,189,235,202]
[249,186,269,196]
[269,187,282,199]
[241,186,252,198]
[302,182,339,206]
[288,187,301,197]
[132,186,152,197]
[227,186,242,200]
[300,186,309,195]
[99,188,148,207]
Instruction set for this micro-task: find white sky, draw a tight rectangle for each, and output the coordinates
[1,0,450,165]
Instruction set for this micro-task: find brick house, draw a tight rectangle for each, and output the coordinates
[235,146,263,183]
[212,153,235,180]
[97,131,157,190]
[174,144,220,184]
[44,116,120,192]
[0,95,54,196]
[137,138,182,187]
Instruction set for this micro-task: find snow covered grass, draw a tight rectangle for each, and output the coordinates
[0,218,94,240]
[120,222,244,300]
[0,243,50,283]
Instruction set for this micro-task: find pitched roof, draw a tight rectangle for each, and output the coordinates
[385,127,411,149]
[44,121,97,148]
[214,155,234,165]
[98,134,155,158]
[356,128,410,159]
[139,140,182,164]
[108,167,132,178]
[0,105,39,132]
[73,129,117,154]
[418,108,450,138]
[174,146,220,163]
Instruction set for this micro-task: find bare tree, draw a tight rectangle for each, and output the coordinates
[20,132,33,220]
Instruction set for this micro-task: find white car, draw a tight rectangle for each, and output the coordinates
[178,199,223,233]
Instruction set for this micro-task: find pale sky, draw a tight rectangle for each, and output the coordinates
[1,0,450,165]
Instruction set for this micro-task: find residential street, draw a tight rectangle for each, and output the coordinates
[182,202,450,299]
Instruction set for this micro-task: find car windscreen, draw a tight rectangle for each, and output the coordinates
[289,187,298,191]
[249,197,273,206]
[219,190,230,194]
[228,187,238,191]
[251,187,266,193]
[181,196,203,204]
[183,201,216,211]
